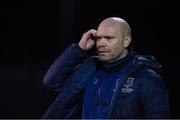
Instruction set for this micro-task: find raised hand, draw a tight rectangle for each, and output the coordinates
[79,29,97,50]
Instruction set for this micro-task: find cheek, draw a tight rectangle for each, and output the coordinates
[111,43,124,55]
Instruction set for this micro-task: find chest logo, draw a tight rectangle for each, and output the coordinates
[124,77,134,88]
[122,77,134,93]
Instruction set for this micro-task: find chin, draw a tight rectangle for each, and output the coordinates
[98,56,111,62]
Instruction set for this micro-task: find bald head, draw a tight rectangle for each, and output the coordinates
[98,17,131,37]
[95,17,132,62]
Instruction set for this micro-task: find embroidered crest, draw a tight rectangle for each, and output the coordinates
[123,77,134,88]
[122,77,134,93]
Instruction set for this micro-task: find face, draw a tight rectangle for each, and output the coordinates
[96,21,131,62]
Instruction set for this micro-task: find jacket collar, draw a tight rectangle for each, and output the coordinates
[95,48,135,73]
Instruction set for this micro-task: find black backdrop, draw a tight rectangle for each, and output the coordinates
[0,0,179,118]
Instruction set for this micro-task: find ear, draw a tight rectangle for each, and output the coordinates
[124,35,131,48]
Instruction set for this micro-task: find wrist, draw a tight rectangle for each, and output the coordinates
[78,43,86,50]
[73,43,86,52]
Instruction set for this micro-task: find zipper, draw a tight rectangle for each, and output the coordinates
[111,78,120,105]
[98,87,101,113]
[107,78,120,118]
[95,78,102,113]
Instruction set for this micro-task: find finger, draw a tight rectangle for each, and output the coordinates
[87,40,95,50]
[89,29,97,37]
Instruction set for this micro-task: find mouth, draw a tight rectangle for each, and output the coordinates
[97,51,110,55]
[97,47,110,55]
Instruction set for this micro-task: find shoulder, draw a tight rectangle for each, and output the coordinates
[134,67,167,94]
[134,67,161,80]
[73,56,96,71]
[130,54,167,91]
[131,54,162,78]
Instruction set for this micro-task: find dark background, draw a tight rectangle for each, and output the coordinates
[0,0,179,118]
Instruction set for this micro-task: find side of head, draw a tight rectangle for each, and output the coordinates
[96,17,132,62]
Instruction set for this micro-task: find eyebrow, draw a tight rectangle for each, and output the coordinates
[96,35,114,39]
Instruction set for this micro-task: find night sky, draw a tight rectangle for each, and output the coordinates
[0,0,179,118]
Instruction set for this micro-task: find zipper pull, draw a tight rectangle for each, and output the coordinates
[113,78,120,92]
[94,78,98,84]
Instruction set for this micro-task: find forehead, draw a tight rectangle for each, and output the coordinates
[97,27,115,36]
[96,22,121,37]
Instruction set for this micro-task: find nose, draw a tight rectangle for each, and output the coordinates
[96,37,107,47]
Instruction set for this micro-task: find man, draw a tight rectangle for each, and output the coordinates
[42,17,169,119]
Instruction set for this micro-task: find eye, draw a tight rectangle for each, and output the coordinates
[105,36,111,39]
[104,36,114,41]
[96,36,114,41]
[96,36,101,41]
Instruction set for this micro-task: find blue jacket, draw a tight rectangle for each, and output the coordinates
[42,44,169,119]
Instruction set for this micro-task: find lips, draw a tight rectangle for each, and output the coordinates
[98,51,109,53]
[97,47,110,55]
[98,51,110,55]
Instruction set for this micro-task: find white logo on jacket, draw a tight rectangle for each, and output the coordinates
[122,77,134,93]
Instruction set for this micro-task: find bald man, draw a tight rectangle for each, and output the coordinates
[42,17,169,119]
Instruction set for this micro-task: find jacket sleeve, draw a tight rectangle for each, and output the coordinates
[140,69,170,118]
[43,43,87,92]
